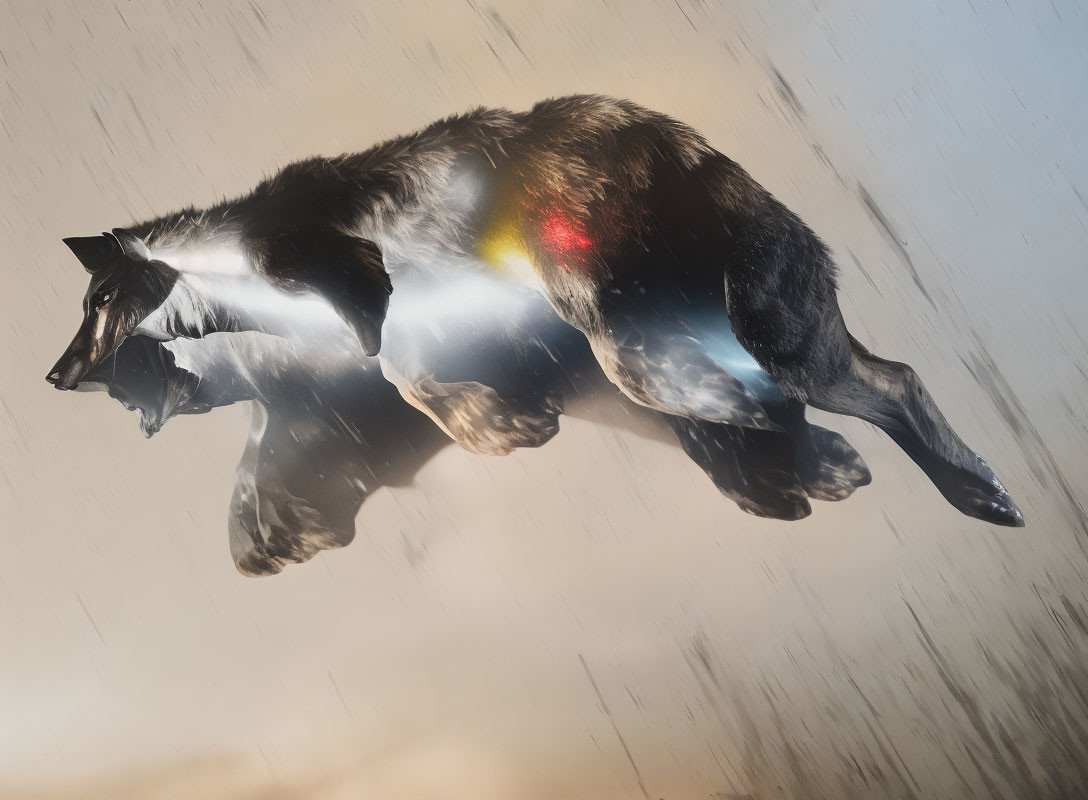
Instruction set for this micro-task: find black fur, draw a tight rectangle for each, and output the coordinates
[57,95,1022,526]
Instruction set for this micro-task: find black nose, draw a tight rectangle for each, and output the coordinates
[46,363,83,390]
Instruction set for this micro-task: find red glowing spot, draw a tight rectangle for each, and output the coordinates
[541,208,592,254]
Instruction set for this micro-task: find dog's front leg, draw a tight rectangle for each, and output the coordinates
[244,228,392,357]
[378,355,562,457]
[228,403,360,577]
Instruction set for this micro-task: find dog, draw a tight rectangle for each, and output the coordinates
[47,94,1021,525]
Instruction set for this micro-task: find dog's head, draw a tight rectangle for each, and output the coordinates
[46,229,179,391]
[75,334,221,437]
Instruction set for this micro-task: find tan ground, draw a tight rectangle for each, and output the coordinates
[2,1,1087,797]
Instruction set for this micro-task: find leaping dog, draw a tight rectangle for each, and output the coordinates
[46,94,1022,526]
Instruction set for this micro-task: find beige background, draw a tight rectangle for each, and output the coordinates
[2,1,1088,797]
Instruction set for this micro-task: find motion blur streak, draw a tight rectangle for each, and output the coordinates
[3,1,1088,799]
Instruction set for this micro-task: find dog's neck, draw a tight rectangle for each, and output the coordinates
[136,272,346,344]
[133,201,250,264]
[153,243,250,277]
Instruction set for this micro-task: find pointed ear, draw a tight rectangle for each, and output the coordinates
[63,234,117,274]
[109,228,152,262]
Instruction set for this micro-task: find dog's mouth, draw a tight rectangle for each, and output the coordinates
[134,405,164,438]
[82,334,203,437]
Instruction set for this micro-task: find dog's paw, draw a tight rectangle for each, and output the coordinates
[944,458,1025,527]
[429,381,563,456]
[730,473,813,521]
[795,426,872,502]
[228,480,354,577]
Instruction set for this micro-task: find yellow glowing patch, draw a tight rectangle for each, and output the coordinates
[478,206,540,288]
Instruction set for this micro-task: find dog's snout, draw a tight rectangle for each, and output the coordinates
[47,353,89,390]
[47,367,78,390]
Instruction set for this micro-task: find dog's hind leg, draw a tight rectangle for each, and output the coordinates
[739,298,1024,525]
[667,399,869,517]
[583,319,780,432]
[818,333,1022,524]
[767,399,872,502]
[667,415,812,520]
[702,172,1024,525]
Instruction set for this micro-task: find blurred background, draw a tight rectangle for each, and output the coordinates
[2,1,1088,797]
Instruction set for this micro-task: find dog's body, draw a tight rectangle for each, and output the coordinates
[50,95,1023,526]
[114,98,780,446]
